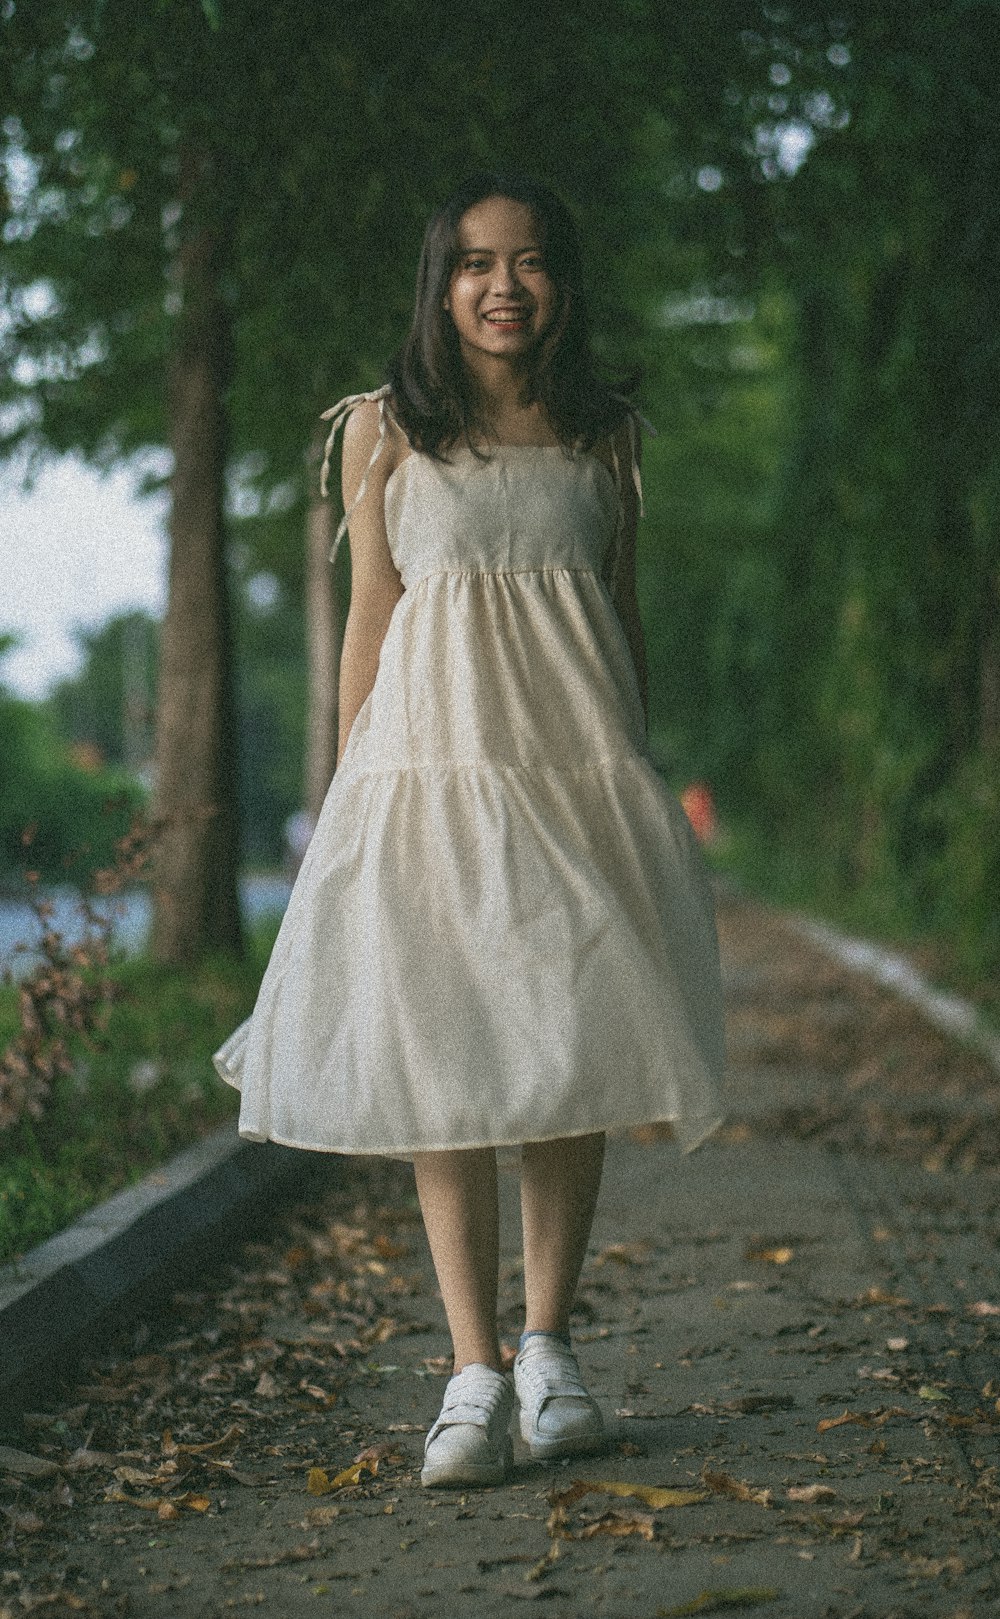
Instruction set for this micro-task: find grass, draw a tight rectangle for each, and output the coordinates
[0,919,279,1265]
[709,817,1000,1026]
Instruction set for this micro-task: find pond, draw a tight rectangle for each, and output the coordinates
[0,874,292,979]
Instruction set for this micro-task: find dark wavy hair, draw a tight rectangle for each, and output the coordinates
[385,171,637,459]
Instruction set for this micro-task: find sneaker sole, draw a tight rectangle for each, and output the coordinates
[521,1422,607,1462]
[420,1436,513,1489]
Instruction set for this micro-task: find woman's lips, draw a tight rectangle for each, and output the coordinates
[483,308,530,327]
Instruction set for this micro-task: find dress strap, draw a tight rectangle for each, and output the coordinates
[607,400,657,596]
[318,383,393,565]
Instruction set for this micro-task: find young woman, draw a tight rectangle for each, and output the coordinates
[214,172,725,1489]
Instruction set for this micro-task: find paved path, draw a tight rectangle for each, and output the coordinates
[2,895,998,1618]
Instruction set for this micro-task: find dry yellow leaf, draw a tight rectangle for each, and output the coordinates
[786,1484,836,1504]
[578,1509,656,1540]
[552,1479,708,1511]
[702,1468,772,1507]
[745,1246,793,1265]
[306,1459,377,1495]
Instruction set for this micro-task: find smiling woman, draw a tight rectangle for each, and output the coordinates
[214,168,725,1493]
[382,171,633,461]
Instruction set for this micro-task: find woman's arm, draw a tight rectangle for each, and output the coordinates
[603,417,649,731]
[336,400,405,768]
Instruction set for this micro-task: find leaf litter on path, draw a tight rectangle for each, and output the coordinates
[658,1589,782,1616]
[701,1467,772,1507]
[547,1477,708,1541]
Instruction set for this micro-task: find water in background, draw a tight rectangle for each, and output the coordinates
[0,874,292,979]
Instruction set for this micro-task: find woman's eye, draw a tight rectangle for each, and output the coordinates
[520,255,545,269]
[462,256,489,270]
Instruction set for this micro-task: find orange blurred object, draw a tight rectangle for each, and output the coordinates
[679,782,718,845]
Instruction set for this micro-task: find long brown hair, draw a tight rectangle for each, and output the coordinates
[386,172,637,458]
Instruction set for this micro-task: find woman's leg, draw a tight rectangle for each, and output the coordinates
[412,1147,502,1372]
[520,1132,605,1334]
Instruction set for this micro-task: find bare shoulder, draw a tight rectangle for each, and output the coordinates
[341,395,409,497]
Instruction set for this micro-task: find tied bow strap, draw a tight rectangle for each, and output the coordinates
[607,399,658,597]
[318,383,393,565]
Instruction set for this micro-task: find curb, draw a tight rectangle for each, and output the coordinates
[0,1121,336,1421]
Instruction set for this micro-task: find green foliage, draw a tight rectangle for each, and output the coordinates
[0,922,276,1263]
[0,646,144,882]
[47,611,157,770]
[3,1,998,980]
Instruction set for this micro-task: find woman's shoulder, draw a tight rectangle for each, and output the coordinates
[340,390,410,482]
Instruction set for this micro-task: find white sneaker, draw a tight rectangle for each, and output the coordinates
[514,1335,606,1461]
[421,1363,515,1488]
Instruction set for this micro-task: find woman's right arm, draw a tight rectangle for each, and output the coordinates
[336,400,405,769]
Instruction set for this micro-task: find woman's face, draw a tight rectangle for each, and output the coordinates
[444,195,561,364]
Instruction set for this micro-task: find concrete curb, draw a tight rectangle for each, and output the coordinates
[0,1121,335,1419]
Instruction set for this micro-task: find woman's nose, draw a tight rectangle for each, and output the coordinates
[489,260,518,294]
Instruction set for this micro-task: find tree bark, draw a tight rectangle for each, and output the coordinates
[303,426,342,820]
[150,140,243,964]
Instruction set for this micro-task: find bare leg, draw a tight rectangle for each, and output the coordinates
[520,1133,605,1335]
[412,1147,501,1373]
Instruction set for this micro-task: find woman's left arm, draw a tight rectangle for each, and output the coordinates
[606,417,649,732]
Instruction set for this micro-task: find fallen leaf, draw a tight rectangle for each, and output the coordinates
[702,1468,772,1507]
[162,1424,243,1458]
[886,1338,908,1352]
[917,1385,950,1403]
[525,1541,560,1580]
[786,1484,836,1504]
[592,1241,652,1267]
[551,1479,708,1512]
[223,1541,320,1571]
[254,1372,278,1398]
[113,1461,182,1488]
[855,1287,909,1307]
[299,1382,337,1405]
[421,1355,452,1376]
[578,1508,655,1540]
[817,1409,867,1433]
[744,1246,793,1265]
[304,1505,342,1525]
[306,1459,377,1495]
[0,1445,60,1478]
[658,1588,781,1616]
[969,1301,1000,1318]
[354,1442,403,1467]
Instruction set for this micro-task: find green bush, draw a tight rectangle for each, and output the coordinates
[0,921,278,1264]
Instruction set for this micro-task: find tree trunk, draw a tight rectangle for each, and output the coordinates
[303,426,342,820]
[150,141,243,964]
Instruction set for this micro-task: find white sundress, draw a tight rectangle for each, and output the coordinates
[213,386,726,1158]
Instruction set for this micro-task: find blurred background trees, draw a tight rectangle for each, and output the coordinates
[2,1,997,977]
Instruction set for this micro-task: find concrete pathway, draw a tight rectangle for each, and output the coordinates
[2,896,998,1618]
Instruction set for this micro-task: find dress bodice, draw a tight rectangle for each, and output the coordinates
[383,444,620,590]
